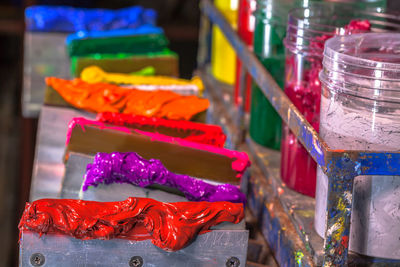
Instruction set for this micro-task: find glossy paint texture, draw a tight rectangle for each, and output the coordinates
[19,197,244,251]
[96,112,226,147]
[46,77,209,120]
[84,152,246,204]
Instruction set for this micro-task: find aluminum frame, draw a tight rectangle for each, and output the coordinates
[20,230,248,267]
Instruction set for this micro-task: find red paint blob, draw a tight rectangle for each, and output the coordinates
[96,112,227,147]
[19,198,244,251]
[341,236,349,249]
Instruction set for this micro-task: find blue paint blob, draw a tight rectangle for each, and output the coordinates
[25,6,157,33]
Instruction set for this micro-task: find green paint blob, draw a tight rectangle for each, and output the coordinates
[67,33,169,57]
[70,49,178,77]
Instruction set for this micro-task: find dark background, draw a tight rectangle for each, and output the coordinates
[0,0,399,266]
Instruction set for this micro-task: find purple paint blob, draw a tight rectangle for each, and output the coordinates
[84,152,246,204]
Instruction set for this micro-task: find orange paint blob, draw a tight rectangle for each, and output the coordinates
[46,77,209,120]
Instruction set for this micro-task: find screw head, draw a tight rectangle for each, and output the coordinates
[30,253,45,266]
[129,256,143,267]
[226,256,240,267]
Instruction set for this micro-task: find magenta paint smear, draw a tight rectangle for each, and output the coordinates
[84,152,246,204]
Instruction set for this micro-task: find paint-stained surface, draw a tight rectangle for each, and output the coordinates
[201,1,400,265]
[246,139,315,267]
[246,134,400,266]
[201,0,400,265]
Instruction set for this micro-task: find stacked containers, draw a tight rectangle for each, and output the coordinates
[211,0,239,85]
[234,0,256,111]
[281,2,388,197]
[248,0,387,150]
[316,33,400,259]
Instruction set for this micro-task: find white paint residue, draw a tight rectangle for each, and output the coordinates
[315,93,400,259]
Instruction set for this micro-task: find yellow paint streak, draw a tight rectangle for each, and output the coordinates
[332,197,347,241]
[296,209,314,218]
[333,217,345,241]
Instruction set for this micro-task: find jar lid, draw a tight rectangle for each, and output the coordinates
[284,2,400,56]
[325,33,400,73]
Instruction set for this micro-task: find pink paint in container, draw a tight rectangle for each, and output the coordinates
[280,2,392,197]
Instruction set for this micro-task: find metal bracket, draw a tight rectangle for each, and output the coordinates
[20,231,248,267]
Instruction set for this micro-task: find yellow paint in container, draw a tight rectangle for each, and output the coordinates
[211,0,238,85]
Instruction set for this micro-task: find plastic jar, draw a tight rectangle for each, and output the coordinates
[234,0,256,111]
[280,3,387,197]
[315,33,400,259]
[211,0,238,85]
[249,0,302,149]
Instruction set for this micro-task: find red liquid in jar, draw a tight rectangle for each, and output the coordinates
[234,0,255,111]
[281,56,321,197]
[281,20,371,198]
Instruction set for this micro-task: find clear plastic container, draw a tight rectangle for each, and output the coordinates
[281,2,390,197]
[315,33,400,259]
[211,0,239,85]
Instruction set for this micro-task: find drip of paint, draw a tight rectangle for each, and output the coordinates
[66,118,250,177]
[65,117,131,146]
[96,112,226,147]
[131,66,155,76]
[80,65,204,93]
[84,152,246,204]
[19,197,244,251]
[45,77,209,120]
